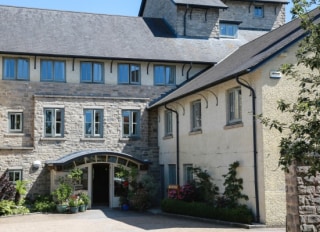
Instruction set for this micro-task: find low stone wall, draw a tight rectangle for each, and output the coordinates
[286,164,320,231]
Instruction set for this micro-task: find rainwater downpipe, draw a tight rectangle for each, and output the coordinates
[165,104,180,186]
[236,75,260,223]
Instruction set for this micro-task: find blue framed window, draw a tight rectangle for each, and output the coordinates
[154,65,175,85]
[168,164,177,185]
[220,23,238,38]
[254,6,264,18]
[122,110,140,137]
[3,58,29,80]
[80,62,104,83]
[84,109,103,137]
[44,108,64,137]
[183,164,193,184]
[41,60,65,82]
[118,64,140,84]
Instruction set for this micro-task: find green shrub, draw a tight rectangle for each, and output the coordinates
[161,199,253,224]
[0,200,30,216]
[32,195,56,213]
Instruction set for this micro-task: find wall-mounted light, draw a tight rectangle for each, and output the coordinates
[32,160,41,169]
[270,70,281,79]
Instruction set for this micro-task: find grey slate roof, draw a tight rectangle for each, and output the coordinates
[0,5,264,64]
[231,0,288,3]
[148,10,320,108]
[173,0,228,8]
[45,150,149,165]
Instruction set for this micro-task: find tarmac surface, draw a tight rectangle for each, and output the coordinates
[0,207,286,232]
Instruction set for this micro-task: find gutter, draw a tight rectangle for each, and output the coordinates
[165,103,180,186]
[236,74,260,223]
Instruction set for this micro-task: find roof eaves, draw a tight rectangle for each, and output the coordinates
[0,51,215,65]
[148,68,250,109]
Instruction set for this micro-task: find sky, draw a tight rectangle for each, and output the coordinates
[0,0,293,22]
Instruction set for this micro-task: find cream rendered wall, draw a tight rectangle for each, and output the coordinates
[0,55,208,86]
[158,43,300,226]
[158,80,257,211]
[254,42,301,226]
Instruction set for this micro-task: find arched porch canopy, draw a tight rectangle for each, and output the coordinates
[45,150,150,171]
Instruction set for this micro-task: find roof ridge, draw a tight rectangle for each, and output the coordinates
[0,4,139,18]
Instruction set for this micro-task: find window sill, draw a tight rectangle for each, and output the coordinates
[4,133,25,137]
[40,137,67,141]
[0,146,34,150]
[119,137,141,142]
[189,129,202,135]
[224,122,243,130]
[163,134,173,140]
[80,138,105,142]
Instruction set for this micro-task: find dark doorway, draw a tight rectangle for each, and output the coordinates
[92,163,109,206]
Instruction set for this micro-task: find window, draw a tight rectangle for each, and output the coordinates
[191,100,201,131]
[3,58,29,80]
[84,109,103,137]
[80,62,104,83]
[168,164,177,185]
[122,110,140,137]
[8,170,22,183]
[220,23,238,38]
[165,110,173,136]
[227,87,242,124]
[41,60,65,82]
[8,112,23,133]
[254,6,264,18]
[118,64,140,84]
[183,164,193,184]
[154,65,175,85]
[44,108,64,137]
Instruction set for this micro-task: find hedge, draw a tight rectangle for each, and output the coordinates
[161,198,253,224]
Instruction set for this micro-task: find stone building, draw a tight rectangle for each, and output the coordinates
[0,0,286,224]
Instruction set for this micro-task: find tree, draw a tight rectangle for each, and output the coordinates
[259,1,320,174]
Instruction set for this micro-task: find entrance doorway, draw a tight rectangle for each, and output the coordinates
[92,163,109,206]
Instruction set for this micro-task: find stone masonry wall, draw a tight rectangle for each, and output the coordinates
[0,81,170,196]
[286,164,320,232]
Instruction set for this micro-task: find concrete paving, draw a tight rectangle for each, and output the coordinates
[0,207,285,232]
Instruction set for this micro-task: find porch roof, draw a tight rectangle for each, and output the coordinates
[45,150,150,167]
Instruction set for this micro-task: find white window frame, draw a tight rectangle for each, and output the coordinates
[154,65,176,86]
[44,108,64,137]
[191,100,201,131]
[8,169,22,183]
[122,110,140,138]
[227,87,242,124]
[8,112,23,133]
[84,109,103,137]
[165,110,173,136]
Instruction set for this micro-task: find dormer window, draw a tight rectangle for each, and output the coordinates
[220,23,238,38]
[254,6,264,18]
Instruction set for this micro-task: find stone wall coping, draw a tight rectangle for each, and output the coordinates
[33,94,150,101]
[0,146,34,150]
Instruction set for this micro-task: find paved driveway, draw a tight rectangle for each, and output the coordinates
[0,207,285,232]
